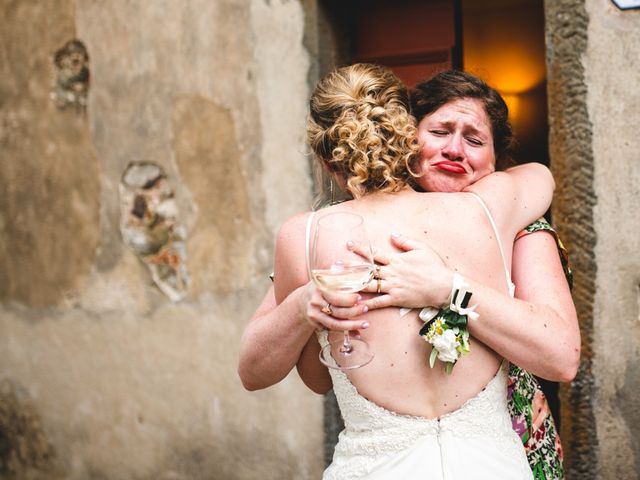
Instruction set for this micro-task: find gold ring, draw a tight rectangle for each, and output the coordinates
[374,265,381,279]
[321,303,333,315]
[376,278,382,294]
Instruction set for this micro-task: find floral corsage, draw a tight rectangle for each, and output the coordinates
[418,273,478,375]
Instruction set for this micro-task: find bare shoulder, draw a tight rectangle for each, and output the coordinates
[275,211,312,246]
[466,163,553,201]
[273,211,313,302]
[464,164,554,235]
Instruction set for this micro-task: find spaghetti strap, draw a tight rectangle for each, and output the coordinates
[466,192,515,297]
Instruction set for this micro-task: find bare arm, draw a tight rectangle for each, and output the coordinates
[359,232,579,381]
[507,230,580,380]
[238,212,368,392]
[238,284,315,391]
[467,163,555,237]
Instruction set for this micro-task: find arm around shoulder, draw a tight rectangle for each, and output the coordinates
[466,163,554,235]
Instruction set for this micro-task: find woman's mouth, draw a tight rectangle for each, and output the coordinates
[434,161,466,174]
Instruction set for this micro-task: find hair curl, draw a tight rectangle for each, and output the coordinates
[411,70,516,170]
[307,63,420,199]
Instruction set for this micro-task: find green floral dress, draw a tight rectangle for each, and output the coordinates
[508,218,572,480]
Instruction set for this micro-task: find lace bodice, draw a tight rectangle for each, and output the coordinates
[318,331,532,479]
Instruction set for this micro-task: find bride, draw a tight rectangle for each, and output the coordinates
[271,63,553,479]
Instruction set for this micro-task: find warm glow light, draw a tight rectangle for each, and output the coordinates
[483,50,545,94]
[501,94,521,124]
[463,3,546,95]
[465,47,545,95]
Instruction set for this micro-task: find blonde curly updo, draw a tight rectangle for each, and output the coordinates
[307,63,419,199]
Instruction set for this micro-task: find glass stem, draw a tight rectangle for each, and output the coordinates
[341,331,353,354]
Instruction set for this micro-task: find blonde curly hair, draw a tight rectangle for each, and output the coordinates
[307,63,419,200]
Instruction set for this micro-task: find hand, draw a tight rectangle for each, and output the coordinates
[360,233,453,311]
[302,282,370,333]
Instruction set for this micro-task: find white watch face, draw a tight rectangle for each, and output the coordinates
[612,0,640,9]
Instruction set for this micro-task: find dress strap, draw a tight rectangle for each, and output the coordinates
[304,211,315,281]
[466,192,515,297]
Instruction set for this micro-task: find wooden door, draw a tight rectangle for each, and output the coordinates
[350,0,460,87]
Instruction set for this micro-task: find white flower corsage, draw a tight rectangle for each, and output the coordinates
[418,273,478,375]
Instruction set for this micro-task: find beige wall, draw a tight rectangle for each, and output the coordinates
[586,1,640,478]
[546,0,640,478]
[0,1,323,478]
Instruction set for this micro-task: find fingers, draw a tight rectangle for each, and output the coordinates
[305,287,369,333]
[306,301,369,331]
[389,233,424,252]
[350,240,394,266]
[311,313,369,332]
[361,279,378,294]
[347,242,376,263]
[362,294,395,311]
[371,247,393,266]
[362,275,385,294]
[322,291,362,308]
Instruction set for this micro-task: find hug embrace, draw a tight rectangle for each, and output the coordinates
[239,64,579,479]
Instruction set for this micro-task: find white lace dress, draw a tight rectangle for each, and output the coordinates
[319,331,532,479]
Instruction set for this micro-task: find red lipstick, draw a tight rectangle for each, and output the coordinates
[434,161,466,174]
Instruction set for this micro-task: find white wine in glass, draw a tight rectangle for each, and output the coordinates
[310,211,375,370]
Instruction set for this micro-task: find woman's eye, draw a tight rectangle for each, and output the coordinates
[466,137,484,146]
[429,130,448,136]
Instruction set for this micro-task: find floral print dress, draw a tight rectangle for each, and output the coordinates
[508,218,572,480]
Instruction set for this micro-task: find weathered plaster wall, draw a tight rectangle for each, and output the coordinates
[0,1,322,479]
[546,1,640,478]
[585,2,640,478]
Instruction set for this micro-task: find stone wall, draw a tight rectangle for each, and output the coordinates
[546,0,640,478]
[0,1,323,478]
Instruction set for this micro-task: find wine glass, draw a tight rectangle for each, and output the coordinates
[309,211,375,370]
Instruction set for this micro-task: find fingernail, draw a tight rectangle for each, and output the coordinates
[346,240,354,249]
[361,321,369,328]
[362,306,368,313]
[356,294,362,302]
[391,232,401,238]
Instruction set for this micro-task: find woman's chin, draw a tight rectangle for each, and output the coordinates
[418,176,468,193]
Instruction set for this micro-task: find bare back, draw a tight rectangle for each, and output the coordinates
[326,190,515,417]
[289,188,524,420]
[274,163,553,419]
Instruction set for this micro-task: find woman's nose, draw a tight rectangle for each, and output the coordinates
[442,133,464,161]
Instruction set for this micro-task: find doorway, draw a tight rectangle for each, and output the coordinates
[317,0,558,464]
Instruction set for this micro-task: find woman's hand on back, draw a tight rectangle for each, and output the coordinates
[359,234,453,312]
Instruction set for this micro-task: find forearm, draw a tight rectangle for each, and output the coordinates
[461,279,580,381]
[238,285,315,391]
[363,232,580,381]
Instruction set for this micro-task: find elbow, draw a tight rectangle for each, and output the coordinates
[558,323,581,382]
[238,371,258,392]
[547,341,580,383]
[240,378,261,392]
[304,381,331,395]
[557,347,580,383]
[237,365,267,392]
